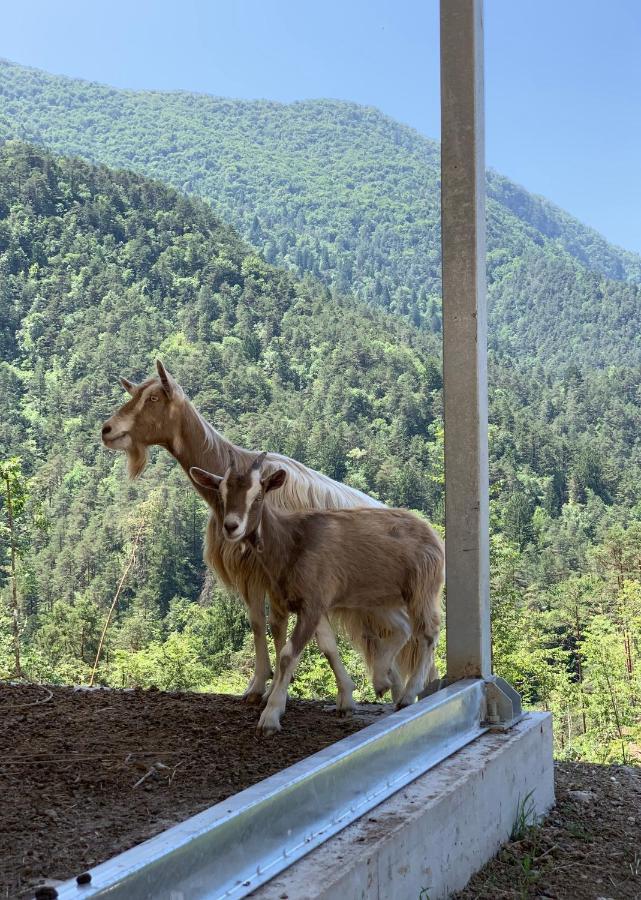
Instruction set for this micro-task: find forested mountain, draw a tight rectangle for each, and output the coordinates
[1,58,641,365]
[0,139,444,688]
[1,142,640,763]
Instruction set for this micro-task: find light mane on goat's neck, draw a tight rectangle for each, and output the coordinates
[168,395,379,514]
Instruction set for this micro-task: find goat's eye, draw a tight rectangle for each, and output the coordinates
[149,395,159,403]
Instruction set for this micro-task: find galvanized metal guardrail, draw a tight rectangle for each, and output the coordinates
[56,679,486,900]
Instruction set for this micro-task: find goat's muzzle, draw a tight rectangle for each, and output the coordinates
[101,420,129,449]
[223,517,245,541]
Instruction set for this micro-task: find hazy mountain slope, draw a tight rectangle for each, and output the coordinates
[1,58,640,366]
[486,171,641,283]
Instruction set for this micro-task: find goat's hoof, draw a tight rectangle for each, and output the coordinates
[241,690,265,706]
[257,724,280,736]
[336,694,356,717]
[395,694,416,710]
[257,709,282,735]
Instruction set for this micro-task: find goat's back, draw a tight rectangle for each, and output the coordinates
[278,506,443,602]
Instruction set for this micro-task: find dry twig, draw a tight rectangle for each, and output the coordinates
[11,687,53,709]
[89,519,146,686]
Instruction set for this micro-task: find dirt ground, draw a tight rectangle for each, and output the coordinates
[4,684,640,900]
[456,760,641,900]
[0,682,376,900]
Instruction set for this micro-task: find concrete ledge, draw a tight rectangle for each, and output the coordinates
[251,712,554,900]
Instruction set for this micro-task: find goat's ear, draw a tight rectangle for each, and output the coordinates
[262,468,287,493]
[156,359,176,398]
[189,466,223,491]
[118,376,137,396]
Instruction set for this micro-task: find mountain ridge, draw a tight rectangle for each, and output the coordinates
[2,57,638,278]
[1,57,640,365]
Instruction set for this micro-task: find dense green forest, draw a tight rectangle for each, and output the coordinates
[2,59,641,366]
[1,142,640,765]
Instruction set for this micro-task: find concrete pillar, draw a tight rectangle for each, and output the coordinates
[440,0,492,679]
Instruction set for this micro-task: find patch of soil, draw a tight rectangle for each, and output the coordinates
[456,761,641,900]
[0,682,376,899]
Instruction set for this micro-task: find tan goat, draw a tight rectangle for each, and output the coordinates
[190,455,444,735]
[101,361,410,708]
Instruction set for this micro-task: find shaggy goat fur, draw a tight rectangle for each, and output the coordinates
[102,361,421,704]
[190,457,444,733]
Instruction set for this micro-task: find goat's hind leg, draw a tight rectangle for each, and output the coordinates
[396,629,439,709]
[315,617,356,717]
[370,611,410,700]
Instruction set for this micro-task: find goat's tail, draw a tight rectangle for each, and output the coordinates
[395,530,445,685]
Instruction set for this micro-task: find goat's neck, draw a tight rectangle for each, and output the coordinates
[167,399,250,506]
[249,506,293,588]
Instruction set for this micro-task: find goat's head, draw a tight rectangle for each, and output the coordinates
[101,360,185,478]
[190,454,287,544]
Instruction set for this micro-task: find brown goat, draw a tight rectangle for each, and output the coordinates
[190,455,444,735]
[101,361,408,707]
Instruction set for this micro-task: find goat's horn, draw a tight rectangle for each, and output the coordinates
[251,452,268,471]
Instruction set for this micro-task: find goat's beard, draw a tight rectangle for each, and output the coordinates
[126,444,149,479]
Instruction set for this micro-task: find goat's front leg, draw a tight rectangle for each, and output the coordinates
[241,588,273,705]
[314,617,356,716]
[262,605,288,703]
[258,609,320,735]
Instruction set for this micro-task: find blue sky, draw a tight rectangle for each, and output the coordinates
[3,0,640,253]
